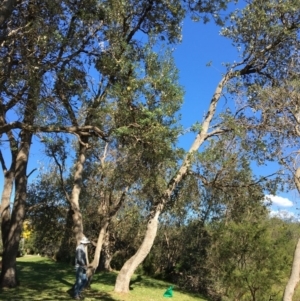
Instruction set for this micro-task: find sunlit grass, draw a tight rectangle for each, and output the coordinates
[0,255,209,301]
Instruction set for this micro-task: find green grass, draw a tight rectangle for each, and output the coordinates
[0,255,209,301]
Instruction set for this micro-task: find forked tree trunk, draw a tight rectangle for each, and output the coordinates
[0,133,31,288]
[114,210,161,293]
[87,190,128,286]
[283,238,300,301]
[0,79,37,287]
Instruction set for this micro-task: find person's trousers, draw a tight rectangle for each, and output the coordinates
[74,267,87,296]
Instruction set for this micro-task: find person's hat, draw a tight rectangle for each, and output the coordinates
[80,236,90,244]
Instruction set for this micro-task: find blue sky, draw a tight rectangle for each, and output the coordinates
[1,14,299,218]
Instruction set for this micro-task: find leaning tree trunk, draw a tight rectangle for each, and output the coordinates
[113,71,233,294]
[0,132,32,288]
[114,209,161,293]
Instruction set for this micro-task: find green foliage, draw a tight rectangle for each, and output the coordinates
[26,171,73,259]
[208,217,295,301]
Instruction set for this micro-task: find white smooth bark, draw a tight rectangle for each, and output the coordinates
[283,238,300,301]
[114,210,161,293]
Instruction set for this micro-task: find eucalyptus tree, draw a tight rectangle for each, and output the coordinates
[113,0,300,293]
[133,134,280,299]
[223,1,300,298]
[0,0,228,288]
[242,69,300,299]
[0,0,106,287]
[0,0,185,287]
[39,0,189,286]
[0,0,55,287]
[25,0,187,256]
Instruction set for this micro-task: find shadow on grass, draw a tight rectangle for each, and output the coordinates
[0,257,119,301]
[91,271,168,290]
[91,270,118,287]
[0,256,209,301]
[0,288,117,301]
[16,260,74,288]
[129,274,172,291]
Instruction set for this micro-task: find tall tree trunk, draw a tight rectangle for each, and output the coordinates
[0,69,38,287]
[0,127,18,247]
[114,209,161,293]
[0,132,32,288]
[283,168,300,301]
[70,139,88,244]
[49,135,88,253]
[113,72,232,293]
[0,168,14,246]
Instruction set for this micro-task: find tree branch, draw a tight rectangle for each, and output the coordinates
[0,122,109,140]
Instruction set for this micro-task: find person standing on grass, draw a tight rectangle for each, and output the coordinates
[73,236,91,300]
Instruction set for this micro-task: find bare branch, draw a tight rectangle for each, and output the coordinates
[27,168,37,178]
[0,150,7,172]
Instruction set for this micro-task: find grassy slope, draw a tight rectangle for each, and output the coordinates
[0,255,209,301]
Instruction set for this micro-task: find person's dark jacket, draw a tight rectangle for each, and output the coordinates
[75,244,87,271]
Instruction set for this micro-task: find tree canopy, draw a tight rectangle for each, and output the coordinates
[1,0,300,300]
